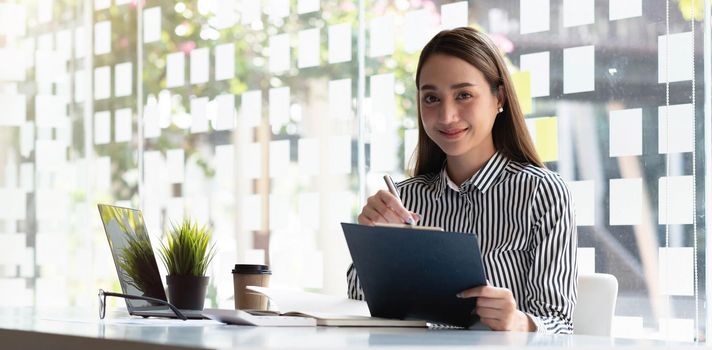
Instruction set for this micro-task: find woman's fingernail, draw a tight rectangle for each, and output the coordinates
[456,293,463,298]
[406,217,414,224]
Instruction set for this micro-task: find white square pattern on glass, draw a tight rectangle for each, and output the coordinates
[658,104,694,154]
[658,176,693,225]
[567,180,594,226]
[563,45,595,94]
[519,51,550,97]
[609,108,642,157]
[657,32,693,83]
[609,0,642,21]
[658,247,694,296]
[609,178,642,225]
[520,0,549,34]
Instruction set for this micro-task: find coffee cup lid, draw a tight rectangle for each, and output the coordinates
[232,264,271,274]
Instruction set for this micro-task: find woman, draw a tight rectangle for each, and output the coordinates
[347,27,577,334]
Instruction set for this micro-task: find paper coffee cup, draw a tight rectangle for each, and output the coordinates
[232,264,271,310]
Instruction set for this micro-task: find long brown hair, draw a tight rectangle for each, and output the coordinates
[411,27,543,176]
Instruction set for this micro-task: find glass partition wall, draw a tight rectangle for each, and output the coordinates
[0,0,709,342]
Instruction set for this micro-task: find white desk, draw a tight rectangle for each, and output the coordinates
[0,308,698,350]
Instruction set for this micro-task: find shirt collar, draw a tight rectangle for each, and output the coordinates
[435,151,510,197]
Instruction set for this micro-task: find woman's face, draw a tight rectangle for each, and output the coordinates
[418,54,501,159]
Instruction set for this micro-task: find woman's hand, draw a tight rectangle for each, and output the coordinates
[457,284,536,332]
[357,190,420,225]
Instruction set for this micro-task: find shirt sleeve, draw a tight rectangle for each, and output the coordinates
[346,263,365,300]
[525,174,578,334]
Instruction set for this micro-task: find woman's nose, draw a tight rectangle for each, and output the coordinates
[439,100,458,122]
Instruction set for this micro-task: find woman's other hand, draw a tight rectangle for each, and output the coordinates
[457,284,536,332]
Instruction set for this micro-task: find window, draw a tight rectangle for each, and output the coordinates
[0,0,707,341]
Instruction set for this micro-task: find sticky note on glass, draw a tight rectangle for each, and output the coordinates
[511,71,532,115]
[0,48,26,81]
[404,9,430,53]
[329,135,351,175]
[240,90,262,128]
[0,3,26,37]
[242,143,262,179]
[658,32,693,83]
[563,45,595,94]
[166,149,185,184]
[520,0,549,34]
[190,96,209,133]
[214,144,234,190]
[369,73,395,131]
[242,195,262,231]
[0,94,26,126]
[329,78,351,119]
[94,66,111,100]
[215,43,235,81]
[567,180,594,226]
[269,33,290,73]
[94,21,111,55]
[328,23,351,64]
[298,138,319,176]
[609,178,642,225]
[658,176,693,225]
[267,0,289,19]
[297,0,319,14]
[114,108,132,142]
[369,15,394,57]
[370,132,397,172]
[269,140,290,178]
[609,0,642,21]
[658,103,694,154]
[94,111,111,145]
[298,28,320,68]
[166,52,185,88]
[269,86,290,126]
[190,47,209,84]
[526,116,557,162]
[658,247,694,296]
[563,0,594,27]
[519,51,549,97]
[577,247,595,274]
[214,94,235,130]
[35,95,67,127]
[241,1,261,24]
[114,62,132,97]
[269,194,290,230]
[299,192,319,230]
[143,7,161,43]
[609,108,642,157]
[74,27,86,58]
[441,1,468,30]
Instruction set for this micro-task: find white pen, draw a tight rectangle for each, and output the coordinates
[383,175,414,225]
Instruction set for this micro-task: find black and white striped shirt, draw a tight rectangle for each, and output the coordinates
[347,151,577,334]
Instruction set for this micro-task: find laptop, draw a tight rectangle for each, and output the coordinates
[97,204,204,319]
[341,223,487,328]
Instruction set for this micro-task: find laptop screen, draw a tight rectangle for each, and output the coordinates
[98,204,168,309]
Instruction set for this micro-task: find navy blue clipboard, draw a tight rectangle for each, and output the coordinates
[341,223,487,328]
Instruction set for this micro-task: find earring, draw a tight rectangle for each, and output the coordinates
[498,107,503,113]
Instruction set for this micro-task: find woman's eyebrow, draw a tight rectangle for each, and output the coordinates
[419,82,478,91]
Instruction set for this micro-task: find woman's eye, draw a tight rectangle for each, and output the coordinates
[456,92,472,100]
[423,95,439,104]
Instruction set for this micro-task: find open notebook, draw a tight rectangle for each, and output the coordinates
[243,286,427,327]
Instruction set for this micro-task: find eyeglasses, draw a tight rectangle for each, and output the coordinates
[98,289,187,320]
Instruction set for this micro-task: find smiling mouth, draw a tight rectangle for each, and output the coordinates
[439,128,468,138]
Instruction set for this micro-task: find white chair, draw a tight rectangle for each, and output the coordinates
[572,273,618,336]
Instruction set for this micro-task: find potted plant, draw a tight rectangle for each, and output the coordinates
[158,219,216,310]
